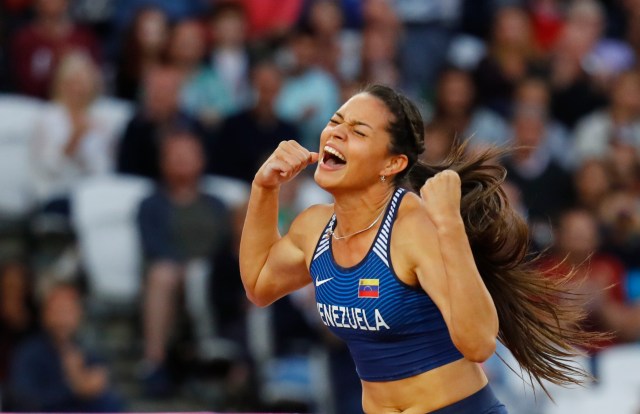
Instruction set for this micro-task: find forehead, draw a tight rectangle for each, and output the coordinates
[336,93,392,131]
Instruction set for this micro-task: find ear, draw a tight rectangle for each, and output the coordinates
[380,154,409,177]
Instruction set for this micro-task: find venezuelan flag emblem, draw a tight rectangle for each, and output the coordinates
[358,279,379,298]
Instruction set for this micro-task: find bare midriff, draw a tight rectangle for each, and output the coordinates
[361,358,488,414]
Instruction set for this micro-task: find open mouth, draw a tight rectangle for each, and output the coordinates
[321,145,347,169]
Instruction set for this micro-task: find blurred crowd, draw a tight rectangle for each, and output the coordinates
[0,0,639,413]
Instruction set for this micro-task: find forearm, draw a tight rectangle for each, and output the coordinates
[436,217,499,359]
[239,183,281,297]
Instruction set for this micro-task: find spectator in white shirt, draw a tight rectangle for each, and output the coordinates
[30,51,115,213]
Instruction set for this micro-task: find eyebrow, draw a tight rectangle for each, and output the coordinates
[335,112,373,129]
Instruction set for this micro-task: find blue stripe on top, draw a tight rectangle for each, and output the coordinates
[310,187,463,381]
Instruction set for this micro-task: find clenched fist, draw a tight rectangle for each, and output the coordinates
[420,170,462,226]
[254,140,319,189]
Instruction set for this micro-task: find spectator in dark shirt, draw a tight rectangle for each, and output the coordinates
[0,262,36,386]
[114,6,169,101]
[503,101,575,248]
[137,129,232,395]
[9,0,101,99]
[8,283,123,412]
[209,60,298,183]
[116,65,204,181]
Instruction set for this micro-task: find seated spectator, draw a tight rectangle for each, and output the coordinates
[137,130,233,395]
[239,0,303,40]
[503,102,575,247]
[0,263,36,388]
[275,27,339,150]
[200,3,253,116]
[512,77,574,170]
[573,70,640,164]
[30,52,115,214]
[9,0,101,99]
[421,122,456,165]
[168,18,235,131]
[8,282,123,412]
[114,6,169,101]
[116,65,204,181]
[542,208,640,349]
[598,190,640,270]
[392,0,458,98]
[359,22,400,88]
[573,158,613,213]
[210,60,298,183]
[473,6,546,117]
[549,0,624,128]
[427,67,508,149]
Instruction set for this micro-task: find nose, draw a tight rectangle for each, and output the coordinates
[331,122,348,141]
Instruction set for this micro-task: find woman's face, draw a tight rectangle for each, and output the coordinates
[314,93,400,192]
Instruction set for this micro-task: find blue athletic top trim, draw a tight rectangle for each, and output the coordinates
[310,187,463,381]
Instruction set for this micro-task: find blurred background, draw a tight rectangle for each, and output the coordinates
[0,0,639,412]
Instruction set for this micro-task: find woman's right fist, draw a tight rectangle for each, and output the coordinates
[253,140,319,189]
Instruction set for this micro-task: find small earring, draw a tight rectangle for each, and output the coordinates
[380,175,386,183]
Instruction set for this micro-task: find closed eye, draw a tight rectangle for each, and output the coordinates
[354,130,366,137]
[329,118,340,125]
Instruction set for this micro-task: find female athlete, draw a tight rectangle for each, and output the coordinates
[240,84,594,413]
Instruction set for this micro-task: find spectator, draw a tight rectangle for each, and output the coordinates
[306,0,361,83]
[30,52,114,213]
[203,2,252,116]
[392,0,461,99]
[116,65,204,181]
[210,60,299,183]
[421,122,456,165]
[503,101,575,247]
[275,28,340,150]
[573,158,613,213]
[111,0,210,34]
[239,0,303,40]
[543,208,640,347]
[136,130,233,395]
[168,19,231,130]
[427,67,508,149]
[9,0,101,99]
[0,263,36,387]
[359,23,400,88]
[598,190,640,270]
[623,0,640,57]
[114,6,169,101]
[573,70,640,164]
[549,0,629,128]
[529,0,566,53]
[8,283,123,412]
[512,77,574,170]
[474,6,546,117]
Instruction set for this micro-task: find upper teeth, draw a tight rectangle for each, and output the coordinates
[324,146,346,162]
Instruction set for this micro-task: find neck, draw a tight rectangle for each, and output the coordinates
[332,185,395,239]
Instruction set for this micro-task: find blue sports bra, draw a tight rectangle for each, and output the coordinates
[309,187,463,381]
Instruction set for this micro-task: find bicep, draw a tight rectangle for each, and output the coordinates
[398,215,453,327]
[253,232,312,306]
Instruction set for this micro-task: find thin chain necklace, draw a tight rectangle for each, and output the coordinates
[329,193,392,241]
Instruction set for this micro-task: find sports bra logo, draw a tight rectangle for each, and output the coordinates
[315,277,334,287]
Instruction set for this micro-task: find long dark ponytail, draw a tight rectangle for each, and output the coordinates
[363,84,600,394]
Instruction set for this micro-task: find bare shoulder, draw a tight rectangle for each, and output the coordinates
[287,203,335,255]
[395,191,437,235]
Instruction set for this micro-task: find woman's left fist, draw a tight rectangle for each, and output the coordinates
[420,170,462,225]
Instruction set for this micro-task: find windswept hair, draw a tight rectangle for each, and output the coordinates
[362,84,603,395]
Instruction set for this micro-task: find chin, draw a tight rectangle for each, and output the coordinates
[313,166,342,193]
